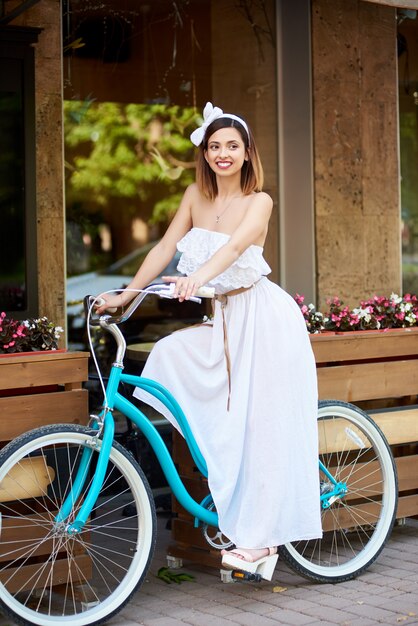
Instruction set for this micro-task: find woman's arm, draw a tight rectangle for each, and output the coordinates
[167,192,273,301]
[96,185,195,312]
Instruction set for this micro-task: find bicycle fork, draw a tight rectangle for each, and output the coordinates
[54,368,121,534]
[54,410,114,533]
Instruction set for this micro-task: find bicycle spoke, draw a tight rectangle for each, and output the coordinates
[0,426,156,624]
[280,402,397,582]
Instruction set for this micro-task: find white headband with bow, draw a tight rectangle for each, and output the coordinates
[190,102,250,147]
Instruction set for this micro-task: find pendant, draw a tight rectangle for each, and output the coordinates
[215,216,220,223]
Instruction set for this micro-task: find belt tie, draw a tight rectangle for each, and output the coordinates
[214,281,259,411]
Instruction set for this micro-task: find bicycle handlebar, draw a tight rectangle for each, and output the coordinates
[84,283,215,327]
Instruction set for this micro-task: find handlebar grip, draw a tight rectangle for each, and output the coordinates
[95,297,118,313]
[195,286,215,298]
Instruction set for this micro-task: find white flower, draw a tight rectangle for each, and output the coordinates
[390,293,402,304]
[353,307,371,323]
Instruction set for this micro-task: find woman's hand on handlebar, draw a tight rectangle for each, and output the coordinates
[94,293,123,315]
[162,275,202,302]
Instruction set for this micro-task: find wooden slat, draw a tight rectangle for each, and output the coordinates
[0,512,55,562]
[173,431,200,475]
[311,329,418,364]
[0,554,92,594]
[395,455,418,492]
[320,494,418,531]
[0,390,88,440]
[172,517,210,550]
[318,409,418,451]
[0,512,88,562]
[373,409,418,446]
[396,494,418,519]
[0,352,89,391]
[167,542,221,568]
[317,360,418,402]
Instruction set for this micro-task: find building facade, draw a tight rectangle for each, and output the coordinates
[0,0,416,337]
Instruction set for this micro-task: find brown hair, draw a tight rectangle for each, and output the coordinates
[195,117,264,200]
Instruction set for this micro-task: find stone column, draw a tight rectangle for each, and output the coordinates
[312,0,401,308]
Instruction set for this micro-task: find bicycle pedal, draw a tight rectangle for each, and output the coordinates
[231,569,263,583]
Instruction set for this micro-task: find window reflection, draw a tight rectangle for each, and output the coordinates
[399,17,418,294]
[0,78,26,311]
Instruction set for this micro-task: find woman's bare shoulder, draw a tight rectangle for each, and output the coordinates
[247,191,273,219]
[184,182,201,200]
[252,191,273,207]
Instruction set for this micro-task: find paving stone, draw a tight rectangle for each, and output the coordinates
[183,616,238,626]
[139,618,189,626]
[264,608,316,625]
[346,602,401,621]
[0,518,418,625]
[226,612,289,625]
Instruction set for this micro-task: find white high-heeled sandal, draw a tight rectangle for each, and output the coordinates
[221,547,278,581]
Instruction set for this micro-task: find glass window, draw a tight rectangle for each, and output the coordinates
[0,31,38,318]
[398,15,418,294]
[0,61,26,311]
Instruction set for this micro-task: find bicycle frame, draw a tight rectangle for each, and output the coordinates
[57,290,345,535]
[58,365,343,534]
[57,363,219,533]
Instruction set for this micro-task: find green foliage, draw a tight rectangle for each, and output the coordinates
[64,101,199,222]
[156,567,195,584]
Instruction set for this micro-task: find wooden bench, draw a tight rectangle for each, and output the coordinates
[168,328,418,567]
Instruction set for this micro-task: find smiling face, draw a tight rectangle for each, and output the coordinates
[204,127,248,178]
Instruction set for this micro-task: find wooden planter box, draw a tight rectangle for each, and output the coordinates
[168,328,418,568]
[0,351,90,592]
[0,350,89,442]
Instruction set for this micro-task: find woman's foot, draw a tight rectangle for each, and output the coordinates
[221,547,278,581]
[221,547,274,561]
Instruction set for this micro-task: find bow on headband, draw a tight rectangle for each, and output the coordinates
[190,102,250,147]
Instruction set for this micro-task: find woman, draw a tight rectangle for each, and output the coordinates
[97,102,322,580]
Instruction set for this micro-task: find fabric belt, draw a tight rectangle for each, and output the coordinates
[214,281,260,411]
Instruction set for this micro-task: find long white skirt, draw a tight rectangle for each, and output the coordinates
[134,277,323,548]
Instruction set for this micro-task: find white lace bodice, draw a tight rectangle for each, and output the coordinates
[176,227,271,294]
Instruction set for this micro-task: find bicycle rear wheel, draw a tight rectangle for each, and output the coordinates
[0,424,156,626]
[279,400,398,583]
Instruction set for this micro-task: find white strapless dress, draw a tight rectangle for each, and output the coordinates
[134,228,322,548]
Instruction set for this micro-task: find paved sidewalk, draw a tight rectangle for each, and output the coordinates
[1,516,417,626]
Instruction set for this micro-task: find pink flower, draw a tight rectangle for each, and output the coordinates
[301,305,308,314]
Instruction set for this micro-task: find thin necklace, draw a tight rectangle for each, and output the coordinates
[215,195,242,223]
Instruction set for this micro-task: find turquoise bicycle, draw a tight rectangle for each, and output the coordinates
[0,285,398,626]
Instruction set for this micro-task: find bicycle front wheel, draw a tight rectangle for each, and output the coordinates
[0,424,156,626]
[279,400,398,583]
